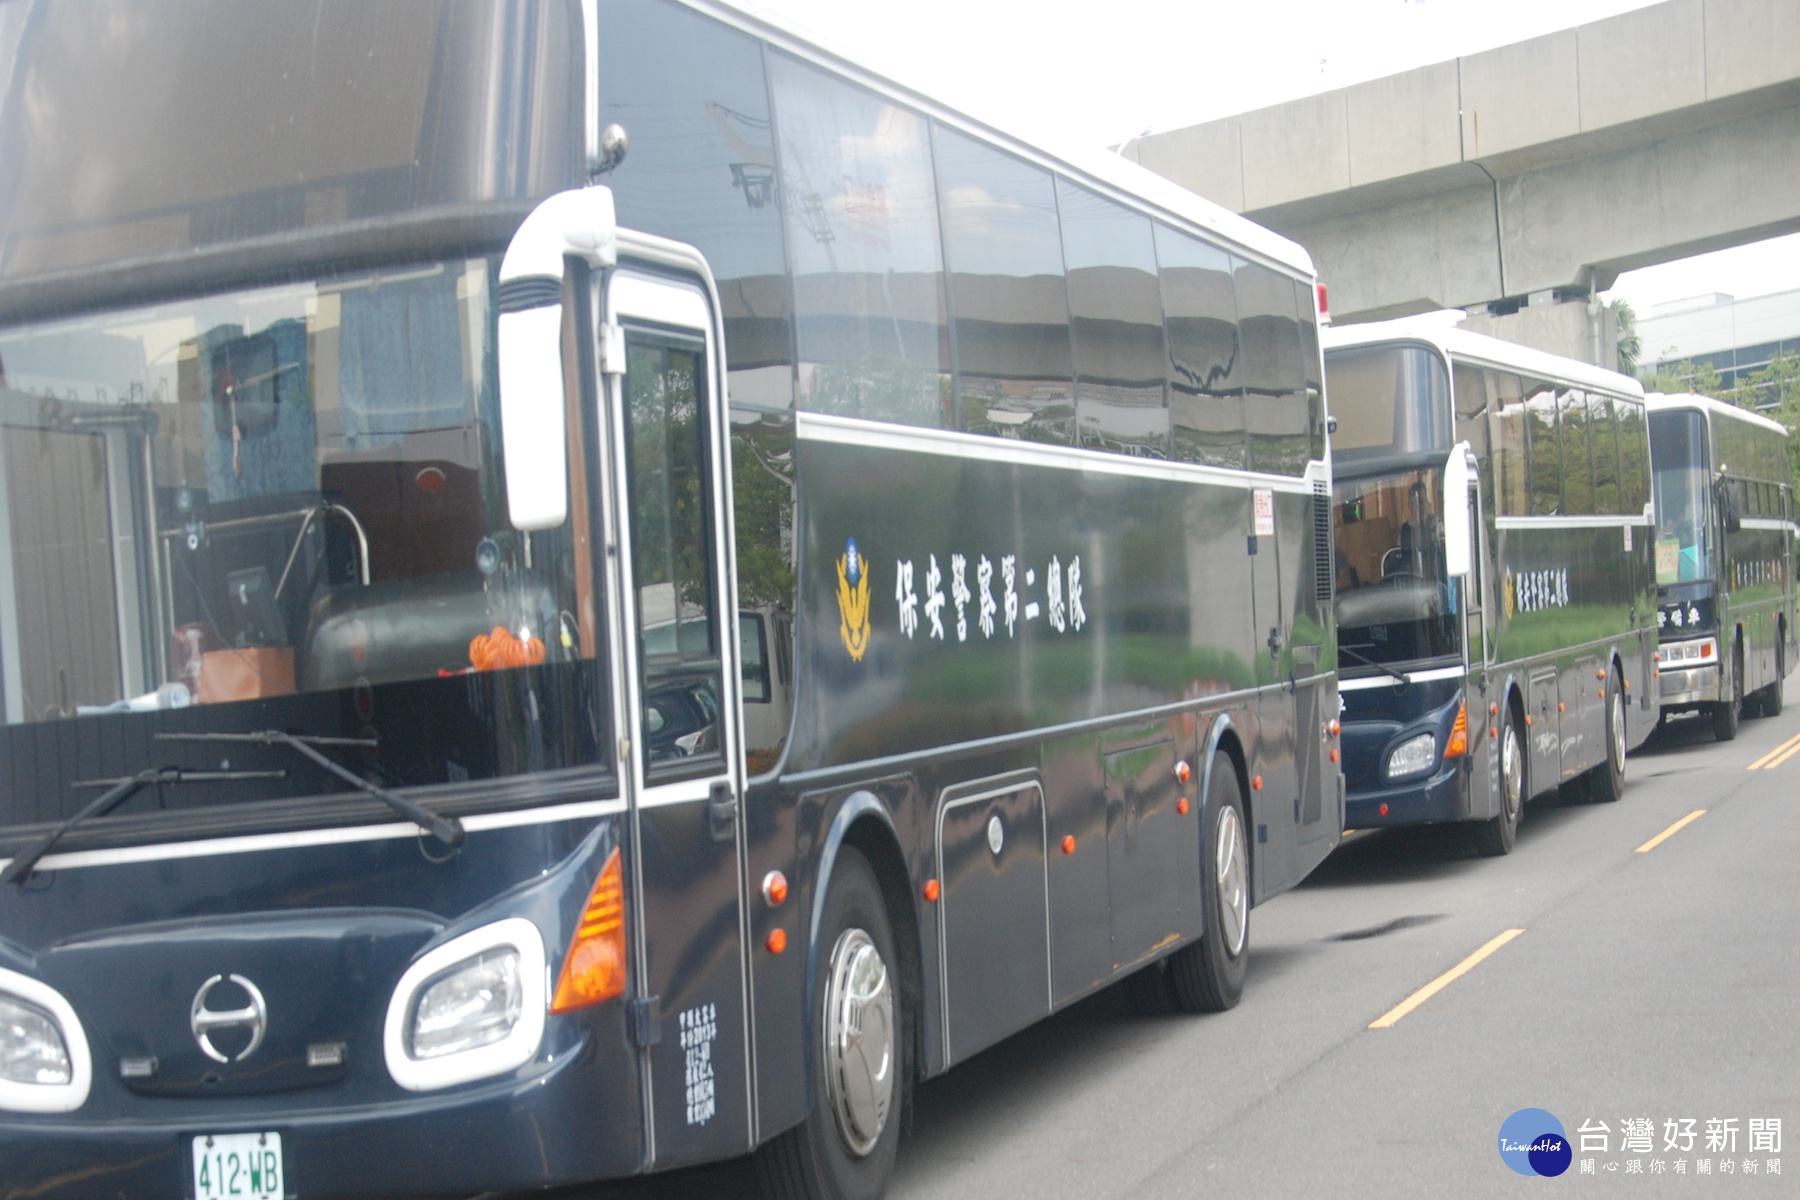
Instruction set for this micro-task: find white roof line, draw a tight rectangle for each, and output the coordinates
[1644,391,1792,437]
[671,0,1315,278]
[1322,314,1646,399]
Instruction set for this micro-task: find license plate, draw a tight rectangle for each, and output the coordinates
[191,1131,284,1200]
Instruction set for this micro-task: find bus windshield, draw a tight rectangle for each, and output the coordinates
[1324,343,1452,466]
[1649,408,1712,585]
[1331,467,1460,669]
[0,256,611,828]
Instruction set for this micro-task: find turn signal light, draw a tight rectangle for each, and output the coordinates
[1444,702,1468,759]
[1701,641,1714,659]
[551,846,626,1014]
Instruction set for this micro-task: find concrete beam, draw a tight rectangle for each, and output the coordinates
[1126,0,1800,330]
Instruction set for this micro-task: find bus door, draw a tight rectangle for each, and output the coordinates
[1248,485,1296,894]
[1450,453,1492,814]
[604,266,751,1167]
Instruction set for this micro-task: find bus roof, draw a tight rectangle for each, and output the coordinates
[1644,391,1792,438]
[697,0,1316,280]
[1321,313,1647,400]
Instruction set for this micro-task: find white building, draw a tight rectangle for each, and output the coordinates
[1636,288,1800,406]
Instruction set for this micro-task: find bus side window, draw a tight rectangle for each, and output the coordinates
[1616,400,1651,517]
[1451,361,1493,510]
[1155,223,1245,469]
[1589,395,1622,515]
[1558,388,1594,515]
[1058,179,1169,459]
[1237,258,1309,476]
[598,0,795,414]
[1524,377,1563,516]
[1296,277,1325,464]
[1490,371,1528,516]
[936,127,1074,444]
[770,53,950,429]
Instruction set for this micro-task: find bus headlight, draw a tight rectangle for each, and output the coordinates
[1,993,70,1084]
[1385,732,1437,781]
[384,918,546,1091]
[0,968,91,1113]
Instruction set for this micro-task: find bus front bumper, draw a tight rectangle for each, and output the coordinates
[1658,662,1721,710]
[1344,761,1469,828]
[0,1037,646,1200]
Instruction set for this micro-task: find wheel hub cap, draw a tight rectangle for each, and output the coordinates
[1216,804,1248,958]
[823,928,893,1157]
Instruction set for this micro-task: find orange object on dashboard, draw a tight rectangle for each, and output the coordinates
[468,626,545,671]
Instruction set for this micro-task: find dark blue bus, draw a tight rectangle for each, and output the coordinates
[1323,318,1659,855]
[0,3,1339,1197]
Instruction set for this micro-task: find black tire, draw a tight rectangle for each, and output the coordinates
[1587,668,1627,804]
[1711,642,1743,742]
[1166,758,1248,1013]
[1473,705,1524,856]
[755,846,903,1200]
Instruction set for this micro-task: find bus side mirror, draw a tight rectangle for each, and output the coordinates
[1443,442,1473,577]
[497,188,619,532]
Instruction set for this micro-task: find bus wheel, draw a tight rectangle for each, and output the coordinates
[1587,669,1626,804]
[1474,709,1523,857]
[1711,643,1743,742]
[1166,760,1248,1013]
[755,846,901,1200]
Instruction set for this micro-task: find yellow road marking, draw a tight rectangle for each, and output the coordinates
[1636,809,1706,853]
[1747,730,1800,770]
[1369,928,1525,1029]
[1764,740,1800,771]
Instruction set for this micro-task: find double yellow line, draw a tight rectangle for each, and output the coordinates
[1748,729,1800,770]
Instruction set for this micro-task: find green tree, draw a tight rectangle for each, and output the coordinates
[1723,352,1800,495]
[1609,298,1641,376]
[1644,358,1726,397]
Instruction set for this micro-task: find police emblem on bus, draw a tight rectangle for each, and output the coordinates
[837,537,872,661]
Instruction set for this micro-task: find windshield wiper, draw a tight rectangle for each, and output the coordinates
[155,730,465,850]
[3,768,281,885]
[1338,645,1410,686]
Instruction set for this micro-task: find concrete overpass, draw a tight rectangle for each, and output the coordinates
[1122,0,1800,364]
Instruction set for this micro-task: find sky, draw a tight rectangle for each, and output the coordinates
[746,0,1800,313]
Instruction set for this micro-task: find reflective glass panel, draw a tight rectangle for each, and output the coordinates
[1589,395,1622,515]
[1617,398,1651,516]
[1650,408,1711,584]
[934,127,1073,443]
[599,0,794,410]
[1322,344,1451,465]
[770,55,949,427]
[1332,467,1460,668]
[1524,378,1563,515]
[1154,224,1243,468]
[1490,371,1529,516]
[1238,260,1308,475]
[1057,181,1167,457]
[1559,389,1594,515]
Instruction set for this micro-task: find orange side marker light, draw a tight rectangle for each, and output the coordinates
[761,871,788,907]
[1061,835,1076,855]
[552,846,627,1014]
[765,928,787,955]
[1252,775,1263,791]
[922,879,940,903]
[1445,702,1468,758]
[1177,798,1190,815]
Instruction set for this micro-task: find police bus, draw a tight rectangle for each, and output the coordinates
[1645,392,1795,739]
[1323,316,1658,856]
[0,3,1341,1197]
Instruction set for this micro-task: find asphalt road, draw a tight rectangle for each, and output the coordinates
[592,699,1800,1197]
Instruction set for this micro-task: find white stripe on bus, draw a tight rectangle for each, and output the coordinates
[1338,665,1467,691]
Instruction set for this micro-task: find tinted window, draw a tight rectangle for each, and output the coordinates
[1323,344,1450,463]
[1296,280,1325,464]
[729,406,796,771]
[1490,371,1529,516]
[1450,361,1494,511]
[1237,261,1311,475]
[935,127,1073,443]
[1524,378,1562,515]
[1559,388,1593,514]
[770,55,949,426]
[0,0,580,283]
[600,0,794,410]
[1057,181,1167,457]
[1155,224,1243,468]
[1589,395,1622,515]
[1617,398,1651,517]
